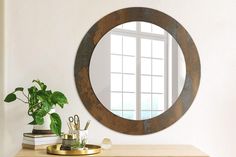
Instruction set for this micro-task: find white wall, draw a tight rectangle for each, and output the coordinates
[0,0,5,156]
[2,0,236,157]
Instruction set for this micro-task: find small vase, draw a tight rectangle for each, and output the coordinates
[32,108,55,134]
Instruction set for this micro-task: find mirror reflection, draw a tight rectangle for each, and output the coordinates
[89,21,186,120]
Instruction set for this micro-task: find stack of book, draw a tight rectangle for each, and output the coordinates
[22,133,61,150]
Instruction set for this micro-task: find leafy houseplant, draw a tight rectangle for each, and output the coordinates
[4,80,68,136]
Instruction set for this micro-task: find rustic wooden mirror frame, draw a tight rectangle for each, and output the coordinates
[74,7,200,135]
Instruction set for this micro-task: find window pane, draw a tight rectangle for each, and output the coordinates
[111,110,123,117]
[123,111,136,120]
[123,93,136,110]
[152,94,164,110]
[111,34,122,54]
[141,94,151,110]
[111,74,122,91]
[152,76,164,93]
[151,111,163,117]
[152,40,164,58]
[123,36,136,56]
[110,93,122,110]
[152,59,164,76]
[141,75,151,92]
[152,24,165,35]
[141,38,151,57]
[111,55,122,72]
[141,58,151,75]
[116,24,123,29]
[123,56,136,74]
[141,22,151,33]
[123,74,136,92]
[123,22,137,31]
[141,111,151,120]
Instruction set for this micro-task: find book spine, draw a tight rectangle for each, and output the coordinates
[23,136,60,142]
[23,133,57,138]
[22,143,50,150]
[22,139,61,145]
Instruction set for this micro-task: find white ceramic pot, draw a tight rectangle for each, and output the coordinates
[32,108,55,134]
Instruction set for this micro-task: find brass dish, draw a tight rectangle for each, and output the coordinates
[47,144,101,156]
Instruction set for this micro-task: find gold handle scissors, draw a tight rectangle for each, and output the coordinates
[68,114,80,130]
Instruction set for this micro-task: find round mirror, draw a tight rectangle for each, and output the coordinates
[90,21,186,120]
[74,7,200,135]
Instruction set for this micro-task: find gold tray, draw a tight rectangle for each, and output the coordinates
[47,144,101,156]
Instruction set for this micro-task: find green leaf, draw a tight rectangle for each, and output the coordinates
[35,116,44,125]
[51,91,68,108]
[29,110,45,125]
[45,90,52,96]
[35,108,48,117]
[33,80,47,91]
[31,112,44,125]
[50,113,62,136]
[28,86,38,94]
[15,87,24,92]
[36,90,47,102]
[4,93,17,102]
[28,86,39,105]
[42,101,52,113]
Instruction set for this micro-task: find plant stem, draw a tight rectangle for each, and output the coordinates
[28,109,33,116]
[30,102,40,108]
[22,91,28,100]
[17,97,28,104]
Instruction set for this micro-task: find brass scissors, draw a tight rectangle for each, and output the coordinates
[68,114,80,130]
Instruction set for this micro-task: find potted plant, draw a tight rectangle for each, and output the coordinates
[4,79,68,136]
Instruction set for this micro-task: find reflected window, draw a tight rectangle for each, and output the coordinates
[110,22,167,120]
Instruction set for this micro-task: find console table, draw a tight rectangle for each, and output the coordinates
[15,145,208,157]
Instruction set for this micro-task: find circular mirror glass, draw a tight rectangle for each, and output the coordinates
[89,21,186,120]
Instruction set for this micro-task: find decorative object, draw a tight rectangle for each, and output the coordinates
[47,144,101,156]
[60,134,77,150]
[60,115,90,150]
[4,79,68,136]
[70,130,88,149]
[101,138,112,150]
[60,131,88,150]
[74,7,201,135]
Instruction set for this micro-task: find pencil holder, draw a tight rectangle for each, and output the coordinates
[71,130,88,149]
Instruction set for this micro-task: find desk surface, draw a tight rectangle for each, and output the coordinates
[16,145,208,157]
